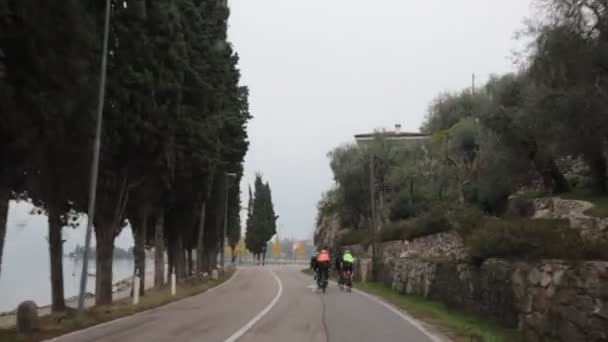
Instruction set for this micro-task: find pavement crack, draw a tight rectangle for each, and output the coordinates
[321,294,331,342]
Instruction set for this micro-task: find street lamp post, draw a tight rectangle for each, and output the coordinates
[77,0,111,314]
[221,172,237,269]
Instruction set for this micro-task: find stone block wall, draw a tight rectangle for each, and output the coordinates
[344,232,466,286]
[392,258,608,342]
[350,232,467,261]
[532,198,608,240]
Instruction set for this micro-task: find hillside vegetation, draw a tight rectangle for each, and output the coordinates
[316,0,608,261]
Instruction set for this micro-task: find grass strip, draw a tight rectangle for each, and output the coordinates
[355,282,522,342]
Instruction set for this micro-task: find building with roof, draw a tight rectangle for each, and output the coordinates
[354,124,430,147]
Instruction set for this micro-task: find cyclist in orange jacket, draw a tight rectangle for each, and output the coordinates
[316,249,331,288]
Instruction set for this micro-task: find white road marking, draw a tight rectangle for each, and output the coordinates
[315,277,444,342]
[351,287,446,342]
[43,268,241,342]
[224,270,284,342]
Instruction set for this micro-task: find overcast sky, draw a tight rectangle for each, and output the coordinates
[228,0,534,240]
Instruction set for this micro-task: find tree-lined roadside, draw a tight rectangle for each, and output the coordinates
[0,0,249,313]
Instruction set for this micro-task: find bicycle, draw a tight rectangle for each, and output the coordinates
[317,266,329,293]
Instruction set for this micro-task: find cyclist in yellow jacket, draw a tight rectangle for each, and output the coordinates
[342,250,356,290]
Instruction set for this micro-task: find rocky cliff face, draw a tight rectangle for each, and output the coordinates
[313,212,342,250]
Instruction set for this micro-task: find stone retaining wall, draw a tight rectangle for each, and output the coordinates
[346,230,464,261]
[532,197,608,240]
[392,258,608,342]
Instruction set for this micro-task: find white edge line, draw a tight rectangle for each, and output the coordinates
[44,268,241,342]
[352,287,445,342]
[327,280,444,342]
[223,270,283,342]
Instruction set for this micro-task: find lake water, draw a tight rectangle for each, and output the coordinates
[0,201,138,312]
[0,257,135,312]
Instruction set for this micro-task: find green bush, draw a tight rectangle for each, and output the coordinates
[378,209,452,242]
[504,197,535,218]
[466,217,608,262]
[449,205,484,238]
[379,220,411,242]
[388,192,431,221]
[409,209,451,240]
[566,175,593,190]
[581,238,608,260]
[338,229,373,247]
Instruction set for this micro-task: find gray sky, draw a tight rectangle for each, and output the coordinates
[228,0,534,240]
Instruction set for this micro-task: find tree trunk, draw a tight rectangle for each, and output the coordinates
[196,201,207,274]
[167,237,175,278]
[529,144,570,194]
[95,228,114,305]
[586,153,608,194]
[154,212,165,288]
[187,248,193,276]
[205,246,217,271]
[0,192,8,278]
[408,179,414,207]
[134,210,148,296]
[48,205,66,312]
[231,247,236,264]
[175,236,185,279]
[548,158,570,194]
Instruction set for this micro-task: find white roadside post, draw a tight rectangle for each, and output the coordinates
[171,272,176,296]
[133,275,140,305]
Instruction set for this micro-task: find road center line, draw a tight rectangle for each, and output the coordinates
[223,269,283,342]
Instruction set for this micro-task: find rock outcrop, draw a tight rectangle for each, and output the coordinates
[314,212,343,250]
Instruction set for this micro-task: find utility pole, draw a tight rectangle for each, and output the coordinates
[472,73,476,95]
[221,172,237,269]
[78,0,111,315]
[369,154,377,281]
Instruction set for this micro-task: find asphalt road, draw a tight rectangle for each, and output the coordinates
[48,265,446,342]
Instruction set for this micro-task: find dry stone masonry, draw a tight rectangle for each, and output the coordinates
[346,229,608,341]
[532,197,608,240]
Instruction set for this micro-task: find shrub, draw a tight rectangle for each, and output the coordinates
[450,205,484,238]
[465,217,608,262]
[388,192,431,221]
[582,237,608,260]
[504,197,534,218]
[378,209,452,243]
[379,220,411,242]
[338,229,372,247]
[410,209,451,240]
